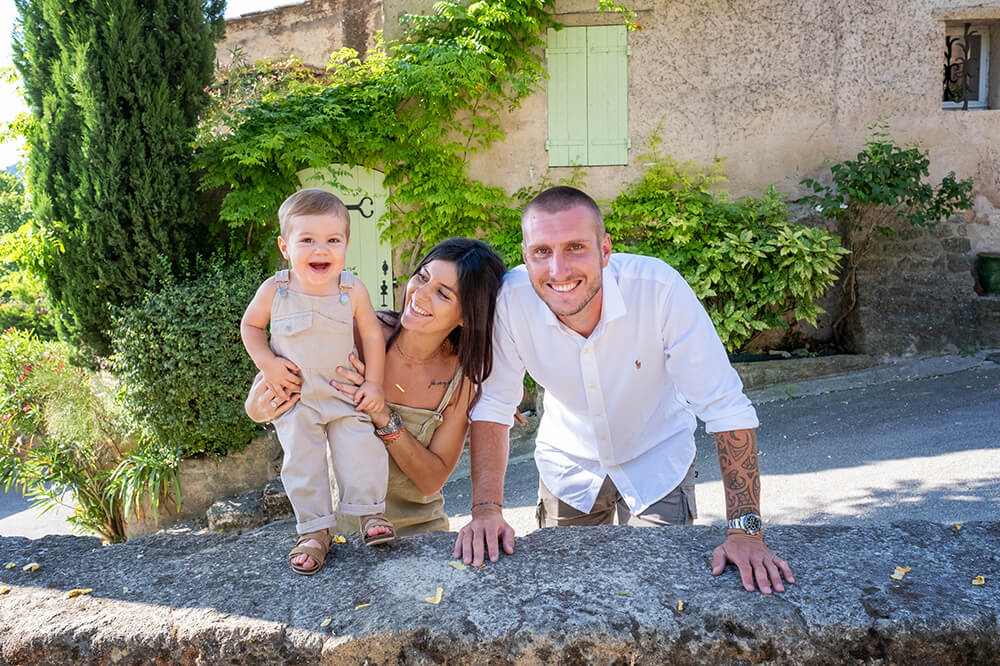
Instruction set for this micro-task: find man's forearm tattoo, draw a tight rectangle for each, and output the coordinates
[715,429,760,519]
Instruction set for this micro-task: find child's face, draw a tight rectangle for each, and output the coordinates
[278,212,350,291]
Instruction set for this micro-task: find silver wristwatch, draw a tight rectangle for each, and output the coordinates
[727,512,762,536]
[374,410,403,437]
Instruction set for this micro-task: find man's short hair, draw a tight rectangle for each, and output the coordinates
[522,185,605,236]
[278,188,350,238]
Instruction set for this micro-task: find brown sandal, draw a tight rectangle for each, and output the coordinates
[360,514,396,547]
[289,530,332,575]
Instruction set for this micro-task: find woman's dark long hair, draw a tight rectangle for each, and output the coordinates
[384,238,506,412]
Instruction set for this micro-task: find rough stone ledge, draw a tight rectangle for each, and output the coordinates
[1,522,997,664]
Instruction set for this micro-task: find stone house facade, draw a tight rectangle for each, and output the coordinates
[217,0,1000,356]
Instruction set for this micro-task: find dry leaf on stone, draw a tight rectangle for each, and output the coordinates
[355,603,371,610]
[65,588,92,599]
[618,591,630,596]
[448,561,466,571]
[333,535,347,544]
[22,563,39,572]
[320,617,332,627]
[4,562,14,569]
[889,566,910,580]
[954,524,962,530]
[972,576,985,586]
[677,600,684,612]
[0,586,10,595]
[424,587,443,604]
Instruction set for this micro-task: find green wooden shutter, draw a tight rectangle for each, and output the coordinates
[546,27,588,167]
[586,25,629,166]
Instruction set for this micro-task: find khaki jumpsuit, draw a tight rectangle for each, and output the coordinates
[269,269,387,535]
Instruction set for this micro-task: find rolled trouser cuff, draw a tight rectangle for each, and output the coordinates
[296,513,339,534]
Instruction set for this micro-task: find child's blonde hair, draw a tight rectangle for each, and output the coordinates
[278,188,350,238]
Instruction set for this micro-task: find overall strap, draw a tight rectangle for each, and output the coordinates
[274,269,291,297]
[338,270,354,304]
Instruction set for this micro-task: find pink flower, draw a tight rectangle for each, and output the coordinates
[1,414,9,423]
[17,374,25,382]
[23,364,31,372]
[22,405,31,412]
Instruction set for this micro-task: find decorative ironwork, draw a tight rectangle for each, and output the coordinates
[943,23,979,110]
[380,259,390,307]
[345,195,374,219]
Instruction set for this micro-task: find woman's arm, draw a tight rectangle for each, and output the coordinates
[384,377,471,496]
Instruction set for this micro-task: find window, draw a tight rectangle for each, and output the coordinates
[943,23,990,109]
[545,25,629,166]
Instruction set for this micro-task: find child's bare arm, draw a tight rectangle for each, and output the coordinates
[351,278,386,413]
[241,278,300,401]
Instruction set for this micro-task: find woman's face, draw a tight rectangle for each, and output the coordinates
[400,259,463,335]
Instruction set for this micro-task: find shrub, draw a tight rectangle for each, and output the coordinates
[605,137,849,352]
[0,328,128,542]
[111,260,265,459]
[801,122,974,345]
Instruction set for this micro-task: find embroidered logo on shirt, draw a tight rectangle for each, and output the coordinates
[635,360,641,369]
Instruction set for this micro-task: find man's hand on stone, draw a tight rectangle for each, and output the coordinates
[453,505,515,567]
[711,533,794,594]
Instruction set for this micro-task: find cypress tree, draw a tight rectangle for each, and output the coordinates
[13,0,225,356]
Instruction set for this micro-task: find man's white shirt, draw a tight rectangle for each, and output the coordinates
[471,253,759,515]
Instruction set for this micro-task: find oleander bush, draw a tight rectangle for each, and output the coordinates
[0,328,128,541]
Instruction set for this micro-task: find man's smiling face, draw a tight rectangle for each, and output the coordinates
[521,203,611,337]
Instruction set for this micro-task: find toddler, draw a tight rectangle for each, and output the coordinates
[241,188,393,575]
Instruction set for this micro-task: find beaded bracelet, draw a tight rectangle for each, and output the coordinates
[379,428,404,444]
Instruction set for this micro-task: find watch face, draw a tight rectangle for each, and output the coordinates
[744,514,762,534]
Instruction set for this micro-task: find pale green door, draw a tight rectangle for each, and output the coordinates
[296,165,395,310]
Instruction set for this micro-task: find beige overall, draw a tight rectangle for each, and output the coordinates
[337,368,460,536]
[269,269,387,535]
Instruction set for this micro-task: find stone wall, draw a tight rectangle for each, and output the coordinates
[125,432,281,539]
[1,523,997,664]
[218,0,381,69]
[850,214,1000,356]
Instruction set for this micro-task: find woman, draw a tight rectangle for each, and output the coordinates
[246,237,506,572]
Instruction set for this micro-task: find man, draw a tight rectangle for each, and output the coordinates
[453,186,794,594]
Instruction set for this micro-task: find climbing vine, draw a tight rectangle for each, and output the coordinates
[199,0,558,269]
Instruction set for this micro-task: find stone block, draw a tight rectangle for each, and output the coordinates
[942,237,972,254]
[207,490,264,532]
[262,477,293,522]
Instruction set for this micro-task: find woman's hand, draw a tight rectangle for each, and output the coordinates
[332,354,390,428]
[245,372,300,423]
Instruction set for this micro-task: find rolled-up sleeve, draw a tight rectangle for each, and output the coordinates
[660,275,759,434]
[470,294,525,426]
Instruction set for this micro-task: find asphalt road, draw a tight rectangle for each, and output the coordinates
[3,355,998,539]
[444,357,1000,536]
